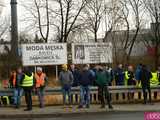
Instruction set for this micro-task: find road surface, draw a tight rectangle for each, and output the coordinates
[1,112,144,120]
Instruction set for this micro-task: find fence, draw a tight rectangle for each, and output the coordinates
[0,85,160,105]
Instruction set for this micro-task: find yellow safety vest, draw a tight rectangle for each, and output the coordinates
[22,74,33,87]
[125,71,129,86]
[150,72,159,86]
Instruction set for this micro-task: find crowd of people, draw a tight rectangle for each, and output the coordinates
[3,63,160,111]
[59,63,160,108]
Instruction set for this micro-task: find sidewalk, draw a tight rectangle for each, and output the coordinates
[0,103,160,118]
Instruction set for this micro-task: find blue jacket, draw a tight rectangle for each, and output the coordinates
[16,73,24,88]
[135,65,142,81]
[79,70,93,86]
[114,68,125,85]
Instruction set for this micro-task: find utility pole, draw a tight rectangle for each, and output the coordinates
[10,0,18,58]
[10,0,19,67]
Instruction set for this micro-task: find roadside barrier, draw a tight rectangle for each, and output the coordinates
[0,85,160,105]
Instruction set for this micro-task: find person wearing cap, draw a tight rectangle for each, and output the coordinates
[59,64,74,106]
[34,67,48,108]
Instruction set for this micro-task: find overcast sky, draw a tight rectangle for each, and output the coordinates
[1,0,152,41]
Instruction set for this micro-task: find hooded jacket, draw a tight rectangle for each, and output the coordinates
[59,70,74,86]
[114,68,125,85]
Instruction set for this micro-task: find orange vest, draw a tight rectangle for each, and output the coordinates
[12,72,16,87]
[35,73,46,88]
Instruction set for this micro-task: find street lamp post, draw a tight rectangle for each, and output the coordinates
[10,0,18,58]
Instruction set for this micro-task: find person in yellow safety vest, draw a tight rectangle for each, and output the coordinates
[150,69,159,99]
[158,66,160,84]
[21,67,34,111]
[150,71,159,86]
[34,67,48,108]
[125,65,136,101]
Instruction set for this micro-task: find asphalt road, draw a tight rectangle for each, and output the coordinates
[1,112,144,120]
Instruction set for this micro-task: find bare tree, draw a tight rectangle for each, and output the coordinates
[143,0,160,67]
[0,17,10,41]
[21,0,88,43]
[34,0,50,43]
[56,0,88,43]
[83,0,106,42]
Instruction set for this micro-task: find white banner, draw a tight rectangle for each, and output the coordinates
[72,43,113,64]
[22,43,67,66]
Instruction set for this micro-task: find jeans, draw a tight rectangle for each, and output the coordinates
[23,87,33,110]
[36,87,45,107]
[80,85,90,106]
[62,85,71,105]
[13,88,23,107]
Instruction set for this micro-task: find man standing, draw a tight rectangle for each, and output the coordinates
[95,65,113,109]
[78,64,93,108]
[158,66,160,84]
[114,64,125,100]
[70,64,80,87]
[135,64,142,99]
[125,65,136,101]
[139,65,152,104]
[14,67,24,108]
[21,67,34,111]
[59,64,74,106]
[34,67,48,108]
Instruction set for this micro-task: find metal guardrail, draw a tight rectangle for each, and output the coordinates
[0,85,160,96]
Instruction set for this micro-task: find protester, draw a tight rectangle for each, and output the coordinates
[105,65,114,101]
[114,64,125,100]
[105,66,114,86]
[14,67,23,108]
[95,65,113,109]
[9,70,17,105]
[78,64,93,108]
[150,68,159,86]
[59,64,74,106]
[150,68,159,99]
[139,65,152,104]
[125,65,136,101]
[70,64,80,87]
[158,66,160,84]
[34,67,48,108]
[21,67,34,111]
[135,64,142,99]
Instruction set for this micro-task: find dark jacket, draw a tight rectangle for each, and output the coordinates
[114,68,125,85]
[127,71,135,85]
[16,73,24,88]
[71,69,80,87]
[140,67,152,86]
[95,69,111,87]
[9,73,23,88]
[79,70,93,86]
